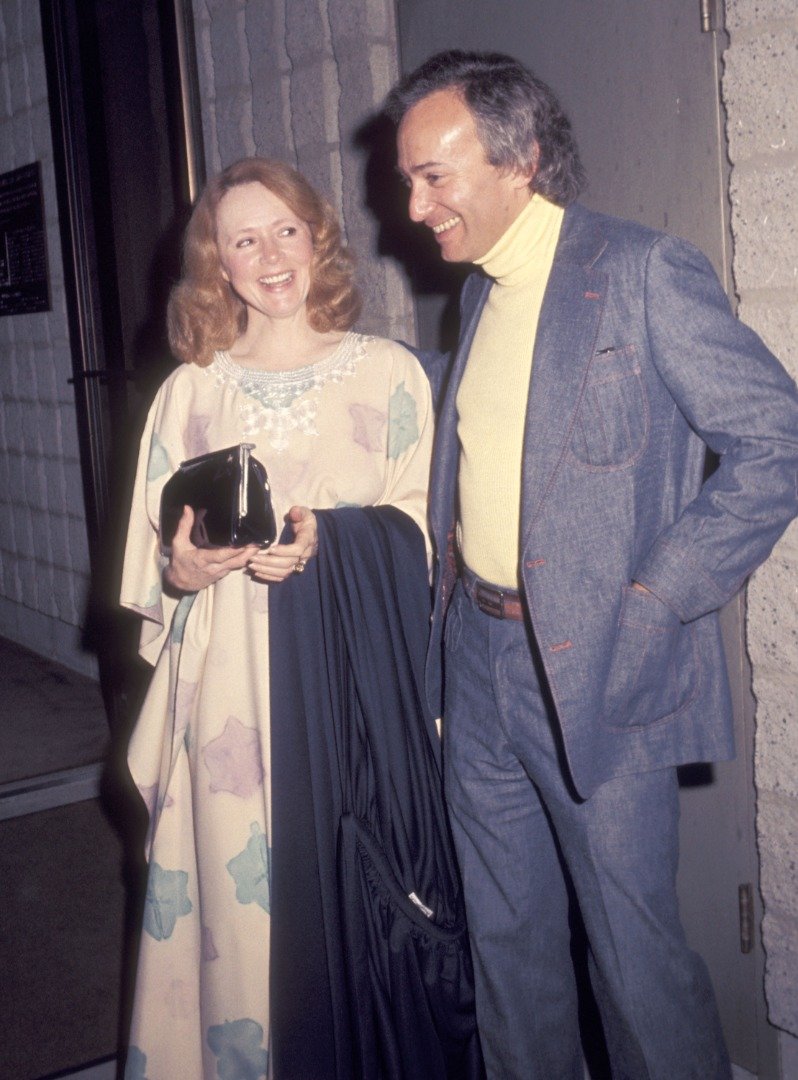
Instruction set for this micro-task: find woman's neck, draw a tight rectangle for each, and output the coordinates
[228,313,345,371]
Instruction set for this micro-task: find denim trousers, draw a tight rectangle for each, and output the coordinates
[443,580,731,1080]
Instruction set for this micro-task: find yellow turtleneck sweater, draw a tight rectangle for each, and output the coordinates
[456,193,564,587]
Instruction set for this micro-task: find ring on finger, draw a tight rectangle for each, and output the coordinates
[293,557,307,574]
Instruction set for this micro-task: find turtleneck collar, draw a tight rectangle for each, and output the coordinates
[475,193,564,287]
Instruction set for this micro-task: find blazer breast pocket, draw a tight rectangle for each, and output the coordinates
[603,586,700,730]
[569,345,649,469]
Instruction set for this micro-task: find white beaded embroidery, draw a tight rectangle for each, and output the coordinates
[209,331,369,452]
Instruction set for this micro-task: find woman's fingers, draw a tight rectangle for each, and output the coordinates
[287,506,318,556]
[247,544,304,583]
[165,507,260,590]
[247,507,318,584]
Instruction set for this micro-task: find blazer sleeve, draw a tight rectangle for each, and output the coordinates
[634,234,798,622]
[395,340,451,411]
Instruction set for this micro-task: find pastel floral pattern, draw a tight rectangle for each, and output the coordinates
[171,593,196,644]
[202,924,219,961]
[227,822,271,912]
[207,1018,268,1080]
[350,402,387,452]
[203,717,264,798]
[143,862,192,940]
[130,580,161,621]
[185,414,212,457]
[388,382,419,458]
[147,433,170,480]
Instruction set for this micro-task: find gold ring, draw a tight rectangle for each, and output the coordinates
[293,558,306,574]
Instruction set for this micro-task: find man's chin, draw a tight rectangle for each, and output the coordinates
[437,238,465,263]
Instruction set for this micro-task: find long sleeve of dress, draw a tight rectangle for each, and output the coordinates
[120,371,189,666]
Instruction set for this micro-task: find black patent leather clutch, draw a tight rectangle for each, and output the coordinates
[159,443,277,552]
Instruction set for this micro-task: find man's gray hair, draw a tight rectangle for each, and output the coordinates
[386,50,585,208]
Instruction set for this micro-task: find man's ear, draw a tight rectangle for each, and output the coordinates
[513,141,539,188]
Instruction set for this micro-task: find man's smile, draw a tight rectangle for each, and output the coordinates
[432,215,461,235]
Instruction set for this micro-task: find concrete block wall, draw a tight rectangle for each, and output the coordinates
[0,0,96,677]
[722,0,798,1047]
[191,0,415,342]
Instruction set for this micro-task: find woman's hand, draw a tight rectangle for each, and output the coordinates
[164,506,259,593]
[247,505,318,584]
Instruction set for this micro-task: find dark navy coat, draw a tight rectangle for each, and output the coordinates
[269,507,483,1079]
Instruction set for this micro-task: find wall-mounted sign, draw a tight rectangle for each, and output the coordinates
[0,162,51,316]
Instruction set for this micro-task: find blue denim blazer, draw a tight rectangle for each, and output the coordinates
[426,202,798,797]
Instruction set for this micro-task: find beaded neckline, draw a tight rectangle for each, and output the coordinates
[208,331,369,451]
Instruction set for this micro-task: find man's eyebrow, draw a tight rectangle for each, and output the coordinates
[395,160,444,177]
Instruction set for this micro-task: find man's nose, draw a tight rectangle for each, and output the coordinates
[408,183,430,223]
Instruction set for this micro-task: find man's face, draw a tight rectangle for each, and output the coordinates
[396,87,535,263]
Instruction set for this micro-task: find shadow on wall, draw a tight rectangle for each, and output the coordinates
[354,112,470,354]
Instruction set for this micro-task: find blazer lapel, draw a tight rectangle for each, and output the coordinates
[520,210,608,546]
[429,272,491,548]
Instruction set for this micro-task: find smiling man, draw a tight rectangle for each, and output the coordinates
[397,85,534,264]
[387,50,798,1080]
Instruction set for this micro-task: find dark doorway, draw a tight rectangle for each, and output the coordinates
[40,0,203,729]
[5,3,206,1075]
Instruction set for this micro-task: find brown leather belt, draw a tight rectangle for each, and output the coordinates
[462,571,525,621]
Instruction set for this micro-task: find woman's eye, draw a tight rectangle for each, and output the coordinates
[236,237,254,248]
[279,226,297,237]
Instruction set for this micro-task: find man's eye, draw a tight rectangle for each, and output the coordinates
[279,226,297,237]
[426,173,442,185]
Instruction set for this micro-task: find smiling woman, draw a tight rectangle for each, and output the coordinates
[167,158,361,373]
[117,159,479,1079]
[216,183,315,327]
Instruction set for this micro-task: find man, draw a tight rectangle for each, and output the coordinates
[386,50,798,1079]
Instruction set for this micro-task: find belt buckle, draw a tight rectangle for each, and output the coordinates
[475,582,504,618]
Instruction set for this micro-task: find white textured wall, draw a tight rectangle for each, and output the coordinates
[191,0,415,342]
[723,0,798,1047]
[0,0,95,677]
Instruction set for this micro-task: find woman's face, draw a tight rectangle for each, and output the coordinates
[215,181,315,325]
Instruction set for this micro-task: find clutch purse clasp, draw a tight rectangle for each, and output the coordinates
[159,442,277,553]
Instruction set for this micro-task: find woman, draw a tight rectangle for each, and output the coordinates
[120,159,440,1078]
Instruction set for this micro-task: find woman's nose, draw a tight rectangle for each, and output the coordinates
[259,237,280,262]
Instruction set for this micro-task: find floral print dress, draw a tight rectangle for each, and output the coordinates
[120,333,433,1079]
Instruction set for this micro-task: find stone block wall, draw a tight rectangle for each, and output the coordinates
[722,0,798,1047]
[0,0,95,676]
[191,0,415,342]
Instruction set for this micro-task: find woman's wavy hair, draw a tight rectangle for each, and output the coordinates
[168,158,361,366]
[386,50,585,208]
